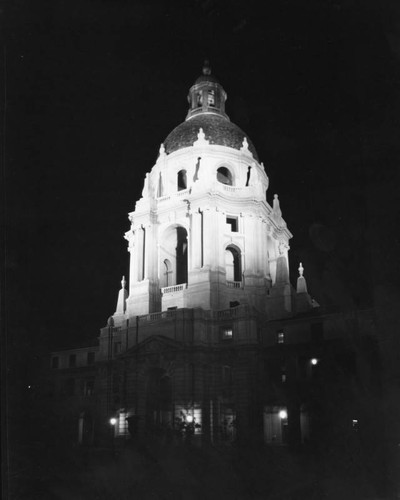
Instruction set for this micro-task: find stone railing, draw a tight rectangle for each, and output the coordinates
[157,188,190,203]
[157,194,171,202]
[142,310,177,322]
[226,281,242,289]
[221,185,243,193]
[176,189,190,197]
[161,283,187,294]
[215,305,247,319]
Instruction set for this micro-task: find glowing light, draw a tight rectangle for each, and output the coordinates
[311,358,318,365]
[186,415,193,423]
[109,418,117,426]
[279,410,287,419]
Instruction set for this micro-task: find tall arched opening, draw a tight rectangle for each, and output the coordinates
[160,225,188,287]
[225,245,242,282]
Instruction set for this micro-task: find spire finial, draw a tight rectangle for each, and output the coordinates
[202,59,211,76]
[296,262,308,294]
[273,194,282,216]
[121,276,126,289]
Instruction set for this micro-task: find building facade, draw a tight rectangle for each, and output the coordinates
[49,63,379,449]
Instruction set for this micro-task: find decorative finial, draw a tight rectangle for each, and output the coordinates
[241,137,249,150]
[296,262,308,294]
[159,143,165,156]
[193,127,209,147]
[121,276,126,289]
[273,194,282,214]
[202,59,211,75]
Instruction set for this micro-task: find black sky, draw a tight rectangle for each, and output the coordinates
[4,0,400,375]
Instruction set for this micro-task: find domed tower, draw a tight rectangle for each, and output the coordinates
[122,62,294,320]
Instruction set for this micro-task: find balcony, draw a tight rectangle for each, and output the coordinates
[161,283,187,294]
[226,281,242,289]
[161,283,187,311]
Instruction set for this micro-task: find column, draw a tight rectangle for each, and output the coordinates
[191,210,202,269]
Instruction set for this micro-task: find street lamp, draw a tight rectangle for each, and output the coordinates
[109,417,117,455]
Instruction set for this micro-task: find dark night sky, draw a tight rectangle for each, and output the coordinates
[4,0,400,375]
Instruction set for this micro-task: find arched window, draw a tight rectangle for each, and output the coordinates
[177,169,187,191]
[217,167,233,186]
[225,245,241,282]
[160,226,188,287]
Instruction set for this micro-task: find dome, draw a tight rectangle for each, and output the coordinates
[163,114,259,161]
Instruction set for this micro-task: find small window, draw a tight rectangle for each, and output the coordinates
[83,379,95,397]
[51,356,59,369]
[197,92,203,106]
[177,169,187,191]
[217,167,233,186]
[277,331,285,344]
[87,352,95,365]
[226,216,238,232]
[281,362,287,383]
[208,89,215,106]
[69,354,76,367]
[230,301,240,308]
[221,327,233,340]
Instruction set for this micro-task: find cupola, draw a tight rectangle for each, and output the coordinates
[186,60,228,120]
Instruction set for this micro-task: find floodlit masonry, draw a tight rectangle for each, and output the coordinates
[49,62,378,448]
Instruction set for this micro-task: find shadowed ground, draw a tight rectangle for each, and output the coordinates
[7,433,389,500]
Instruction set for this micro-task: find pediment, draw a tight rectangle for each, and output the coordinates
[122,335,184,358]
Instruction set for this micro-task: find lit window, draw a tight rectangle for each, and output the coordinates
[51,356,59,369]
[226,216,238,232]
[221,327,233,340]
[69,354,76,367]
[208,89,215,106]
[277,331,285,344]
[117,412,129,436]
[352,419,359,431]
